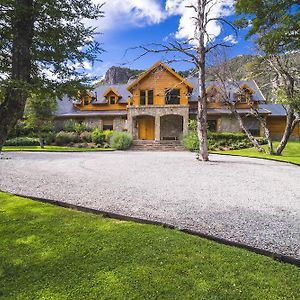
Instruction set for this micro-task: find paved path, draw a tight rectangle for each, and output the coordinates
[1,151,299,259]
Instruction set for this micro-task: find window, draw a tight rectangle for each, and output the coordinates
[238,88,252,103]
[165,89,180,105]
[207,120,217,132]
[140,90,153,105]
[103,119,113,130]
[148,90,154,105]
[140,90,146,105]
[110,96,116,105]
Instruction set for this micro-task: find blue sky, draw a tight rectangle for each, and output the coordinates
[88,0,255,79]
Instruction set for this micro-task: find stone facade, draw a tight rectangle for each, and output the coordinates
[127,105,189,141]
[113,118,127,132]
[219,116,241,133]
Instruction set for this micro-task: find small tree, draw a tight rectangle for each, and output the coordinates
[24,93,56,148]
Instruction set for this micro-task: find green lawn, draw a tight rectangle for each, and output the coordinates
[0,193,299,300]
[213,142,300,165]
[2,146,114,152]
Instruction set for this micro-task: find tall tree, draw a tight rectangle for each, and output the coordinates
[0,0,104,150]
[131,0,236,161]
[235,0,300,154]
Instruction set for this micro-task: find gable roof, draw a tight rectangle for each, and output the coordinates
[93,84,130,104]
[102,87,121,98]
[127,61,193,92]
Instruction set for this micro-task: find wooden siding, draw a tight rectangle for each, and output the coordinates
[130,68,189,106]
[190,101,260,110]
[267,116,300,137]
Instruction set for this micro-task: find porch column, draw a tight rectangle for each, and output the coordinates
[127,113,134,137]
[183,112,189,135]
[155,115,161,141]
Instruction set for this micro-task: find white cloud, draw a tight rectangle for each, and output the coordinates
[223,34,238,45]
[91,0,166,31]
[165,0,235,44]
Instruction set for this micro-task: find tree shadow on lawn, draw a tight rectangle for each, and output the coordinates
[0,194,299,300]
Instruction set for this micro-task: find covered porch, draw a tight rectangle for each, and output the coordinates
[127,105,189,141]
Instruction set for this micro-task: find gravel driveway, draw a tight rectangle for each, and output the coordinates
[1,151,299,259]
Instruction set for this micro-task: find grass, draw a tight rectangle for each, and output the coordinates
[0,193,299,299]
[212,142,300,165]
[2,146,114,152]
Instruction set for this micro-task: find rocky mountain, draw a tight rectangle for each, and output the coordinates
[103,66,143,85]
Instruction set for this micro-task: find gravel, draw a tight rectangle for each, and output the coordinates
[1,151,299,259]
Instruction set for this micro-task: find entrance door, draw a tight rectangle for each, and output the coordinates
[138,117,155,140]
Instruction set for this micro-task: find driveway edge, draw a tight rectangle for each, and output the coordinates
[4,191,300,268]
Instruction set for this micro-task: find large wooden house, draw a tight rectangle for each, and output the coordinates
[55,61,300,141]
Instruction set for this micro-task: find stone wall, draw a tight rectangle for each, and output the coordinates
[113,118,127,132]
[219,116,241,133]
[85,117,102,129]
[54,117,126,131]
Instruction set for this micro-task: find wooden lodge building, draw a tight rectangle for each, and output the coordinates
[55,61,300,141]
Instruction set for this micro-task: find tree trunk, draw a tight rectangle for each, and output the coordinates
[276,108,295,155]
[196,0,209,161]
[250,109,274,154]
[0,0,34,150]
[258,116,273,154]
[37,129,44,148]
[230,107,264,152]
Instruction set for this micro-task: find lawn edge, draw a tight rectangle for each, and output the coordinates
[210,151,300,167]
[1,148,115,153]
[2,191,299,268]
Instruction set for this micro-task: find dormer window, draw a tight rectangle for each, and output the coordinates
[80,92,94,106]
[207,86,219,103]
[236,84,255,103]
[102,87,121,105]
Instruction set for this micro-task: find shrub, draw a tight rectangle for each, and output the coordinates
[103,130,114,143]
[4,137,40,146]
[109,132,132,150]
[44,132,56,145]
[80,131,92,143]
[91,129,106,145]
[182,131,199,152]
[55,131,80,146]
[64,120,90,133]
[182,129,267,152]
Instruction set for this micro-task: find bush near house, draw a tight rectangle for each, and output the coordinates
[110,132,132,150]
[64,120,91,133]
[91,128,106,146]
[44,132,57,145]
[182,121,267,151]
[79,131,92,143]
[182,131,266,151]
[55,131,80,146]
[4,137,40,146]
